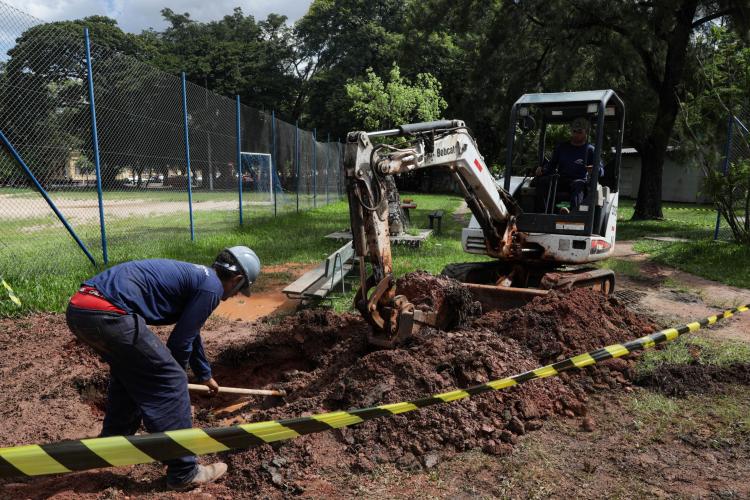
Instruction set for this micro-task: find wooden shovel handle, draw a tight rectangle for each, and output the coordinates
[188,383,286,397]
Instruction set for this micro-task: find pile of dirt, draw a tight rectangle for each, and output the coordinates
[189,282,656,494]
[0,313,106,446]
[396,271,482,329]
[0,274,658,497]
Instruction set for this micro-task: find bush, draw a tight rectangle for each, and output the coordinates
[703,158,750,244]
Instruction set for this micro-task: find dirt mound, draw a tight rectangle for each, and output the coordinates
[0,314,106,446]
[636,363,750,396]
[396,271,482,329]
[0,278,660,497]
[475,288,656,363]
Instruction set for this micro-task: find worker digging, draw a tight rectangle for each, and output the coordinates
[65,246,260,490]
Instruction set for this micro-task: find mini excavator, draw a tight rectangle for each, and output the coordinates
[345,90,625,347]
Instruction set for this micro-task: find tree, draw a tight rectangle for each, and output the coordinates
[294,0,407,136]
[345,64,447,130]
[146,8,299,115]
[0,16,144,185]
[345,64,448,234]
[527,0,750,219]
[677,26,750,243]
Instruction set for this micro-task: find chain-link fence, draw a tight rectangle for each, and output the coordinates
[0,1,344,279]
[713,108,750,243]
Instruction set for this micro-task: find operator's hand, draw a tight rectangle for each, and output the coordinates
[535,166,544,176]
[202,377,220,396]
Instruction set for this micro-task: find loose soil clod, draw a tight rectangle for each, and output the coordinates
[396,270,482,329]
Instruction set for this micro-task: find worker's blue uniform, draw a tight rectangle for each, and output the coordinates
[535,142,604,212]
[65,259,224,485]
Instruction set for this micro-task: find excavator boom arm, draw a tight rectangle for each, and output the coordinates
[344,120,520,346]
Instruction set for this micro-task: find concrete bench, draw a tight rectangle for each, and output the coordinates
[283,241,355,301]
[428,210,444,234]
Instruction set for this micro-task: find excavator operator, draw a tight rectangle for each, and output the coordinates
[532,116,604,214]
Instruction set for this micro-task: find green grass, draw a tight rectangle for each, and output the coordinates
[616,200,719,240]
[637,336,750,378]
[596,258,643,279]
[614,199,750,289]
[628,387,750,445]
[632,239,750,289]
[0,193,484,316]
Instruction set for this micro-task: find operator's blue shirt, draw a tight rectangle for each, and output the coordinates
[85,259,224,381]
[543,142,604,179]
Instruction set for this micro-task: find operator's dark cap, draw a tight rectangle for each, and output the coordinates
[570,117,590,132]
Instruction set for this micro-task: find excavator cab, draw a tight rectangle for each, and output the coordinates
[504,90,624,236]
[462,90,624,264]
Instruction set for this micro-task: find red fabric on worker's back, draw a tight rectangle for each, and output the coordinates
[70,286,126,314]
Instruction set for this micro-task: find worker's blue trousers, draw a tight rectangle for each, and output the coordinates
[66,305,197,485]
[534,175,588,212]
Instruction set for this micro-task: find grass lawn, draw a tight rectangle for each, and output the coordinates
[0,193,486,316]
[4,193,748,315]
[616,199,750,289]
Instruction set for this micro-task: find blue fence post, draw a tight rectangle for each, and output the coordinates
[312,128,317,208]
[83,27,108,265]
[236,96,243,226]
[326,133,331,205]
[0,129,97,266]
[271,110,277,216]
[295,120,300,213]
[181,72,195,241]
[338,139,342,198]
[714,114,734,240]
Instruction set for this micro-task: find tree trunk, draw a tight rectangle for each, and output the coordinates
[631,0,698,220]
[384,174,406,235]
[633,141,665,219]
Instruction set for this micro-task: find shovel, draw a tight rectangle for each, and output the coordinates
[188,383,286,397]
[188,383,287,415]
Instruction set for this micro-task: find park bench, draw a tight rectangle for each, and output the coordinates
[283,241,355,301]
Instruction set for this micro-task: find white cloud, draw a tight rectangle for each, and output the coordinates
[1,0,312,33]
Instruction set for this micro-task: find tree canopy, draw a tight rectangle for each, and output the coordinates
[2,0,749,215]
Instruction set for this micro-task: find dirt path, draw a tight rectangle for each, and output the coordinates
[0,194,257,223]
[214,262,315,322]
[613,241,750,343]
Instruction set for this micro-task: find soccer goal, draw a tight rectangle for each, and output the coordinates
[239,152,274,205]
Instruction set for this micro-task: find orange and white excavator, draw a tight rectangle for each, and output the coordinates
[344,90,625,347]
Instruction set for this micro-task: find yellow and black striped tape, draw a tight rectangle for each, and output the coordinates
[1,279,21,306]
[1,304,747,478]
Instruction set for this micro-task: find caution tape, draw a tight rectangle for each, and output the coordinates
[1,279,21,306]
[1,305,747,478]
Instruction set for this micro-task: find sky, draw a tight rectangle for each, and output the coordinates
[3,0,313,33]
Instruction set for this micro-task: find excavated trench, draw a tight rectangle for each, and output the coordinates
[0,272,672,496]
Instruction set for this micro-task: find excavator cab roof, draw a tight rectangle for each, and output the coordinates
[512,90,624,126]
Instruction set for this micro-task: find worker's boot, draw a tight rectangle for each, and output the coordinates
[167,462,228,491]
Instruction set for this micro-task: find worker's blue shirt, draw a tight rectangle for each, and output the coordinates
[85,259,224,381]
[544,142,604,179]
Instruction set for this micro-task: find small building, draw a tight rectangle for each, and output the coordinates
[619,147,711,203]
